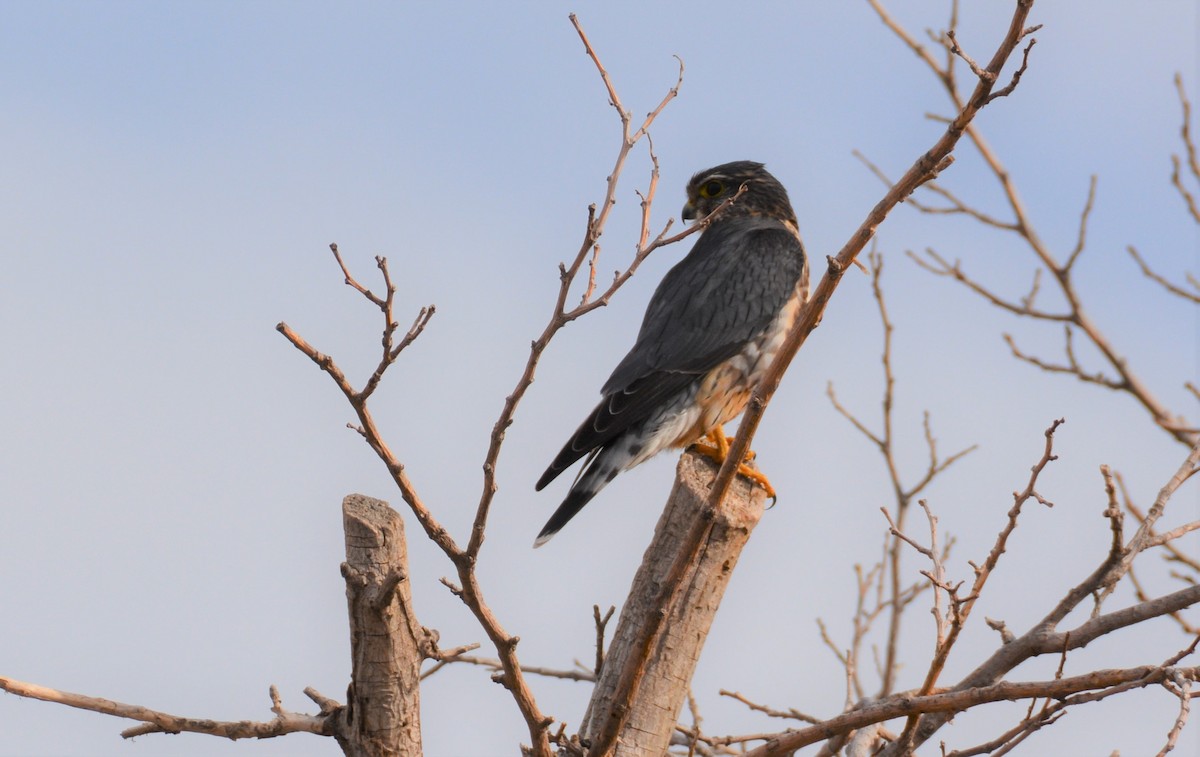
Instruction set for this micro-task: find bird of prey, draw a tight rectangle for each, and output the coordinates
[534,161,809,547]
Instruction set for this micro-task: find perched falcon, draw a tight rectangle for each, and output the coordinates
[534,161,809,547]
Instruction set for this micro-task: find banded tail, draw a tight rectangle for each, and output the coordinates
[533,432,646,547]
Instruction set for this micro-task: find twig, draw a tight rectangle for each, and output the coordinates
[1064,176,1097,273]
[593,604,616,678]
[1121,473,1200,574]
[1096,442,1200,602]
[1158,668,1194,756]
[718,689,822,724]
[908,248,1070,321]
[424,654,595,683]
[685,689,703,757]
[1003,329,1126,390]
[1171,73,1200,223]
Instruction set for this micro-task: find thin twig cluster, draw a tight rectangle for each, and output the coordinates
[866,0,1197,447]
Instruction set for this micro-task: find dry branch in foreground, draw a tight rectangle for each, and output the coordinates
[574,452,767,756]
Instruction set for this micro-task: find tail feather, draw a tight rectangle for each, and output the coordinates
[533,436,638,547]
[537,372,697,492]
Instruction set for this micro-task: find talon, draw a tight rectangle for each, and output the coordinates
[691,428,731,464]
[688,429,775,499]
[735,463,776,500]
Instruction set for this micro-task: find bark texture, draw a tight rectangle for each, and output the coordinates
[335,494,427,756]
[580,451,767,755]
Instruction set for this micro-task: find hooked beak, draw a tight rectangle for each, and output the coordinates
[681,202,696,222]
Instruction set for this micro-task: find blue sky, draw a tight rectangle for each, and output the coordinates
[1,2,1197,755]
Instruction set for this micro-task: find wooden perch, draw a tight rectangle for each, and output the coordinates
[580,451,767,755]
[335,494,429,756]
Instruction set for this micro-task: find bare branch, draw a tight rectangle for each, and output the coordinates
[944,29,989,81]
[742,664,1200,756]
[0,677,332,740]
[873,437,1200,754]
[1101,464,1125,561]
[279,14,699,749]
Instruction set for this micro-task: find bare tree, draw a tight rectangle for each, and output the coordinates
[3,1,1198,755]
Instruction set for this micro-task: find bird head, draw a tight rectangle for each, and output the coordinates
[681,160,798,227]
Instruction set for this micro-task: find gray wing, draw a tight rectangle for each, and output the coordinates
[602,216,806,393]
[537,217,805,490]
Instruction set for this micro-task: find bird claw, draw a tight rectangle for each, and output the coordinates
[689,431,776,500]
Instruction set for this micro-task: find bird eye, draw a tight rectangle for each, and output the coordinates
[699,179,724,199]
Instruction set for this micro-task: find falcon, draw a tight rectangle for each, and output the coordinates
[534,161,809,547]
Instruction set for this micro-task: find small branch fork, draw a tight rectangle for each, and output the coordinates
[1171,73,1200,224]
[869,1,1197,447]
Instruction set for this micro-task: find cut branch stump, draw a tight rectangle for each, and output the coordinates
[581,452,767,755]
[335,494,427,756]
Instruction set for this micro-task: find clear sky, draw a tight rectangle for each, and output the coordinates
[1,1,1197,755]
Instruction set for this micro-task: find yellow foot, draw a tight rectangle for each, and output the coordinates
[689,429,776,501]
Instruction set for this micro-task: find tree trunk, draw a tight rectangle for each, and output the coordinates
[580,451,767,755]
[333,494,428,756]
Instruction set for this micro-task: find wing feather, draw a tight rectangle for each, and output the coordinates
[603,217,805,391]
[537,216,805,490]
